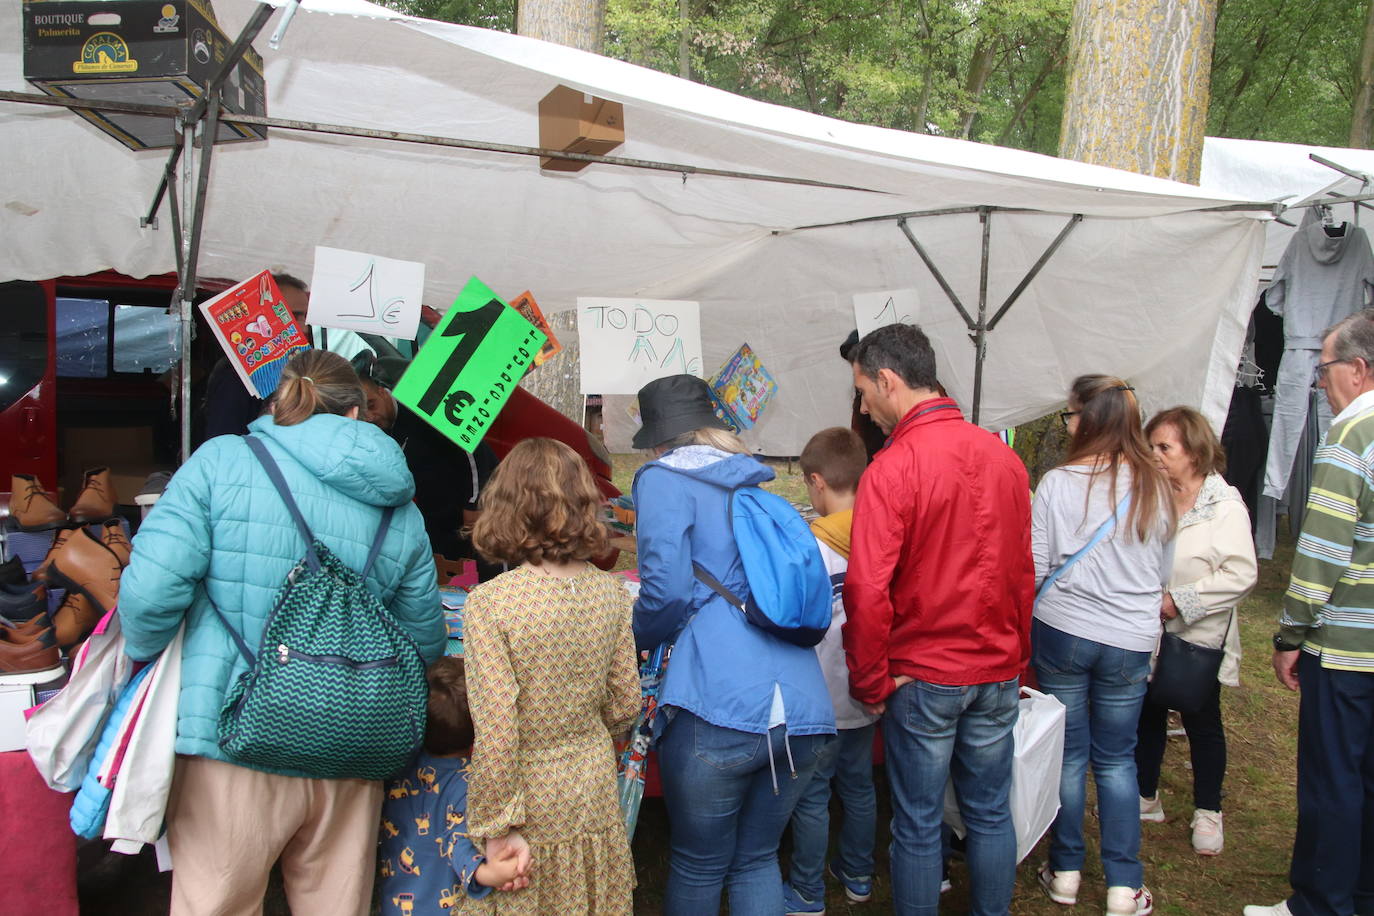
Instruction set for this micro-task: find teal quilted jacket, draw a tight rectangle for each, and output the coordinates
[120,413,445,773]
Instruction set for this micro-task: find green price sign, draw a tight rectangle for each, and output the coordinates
[393,276,547,452]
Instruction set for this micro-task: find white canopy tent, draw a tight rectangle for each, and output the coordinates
[2,0,1270,454]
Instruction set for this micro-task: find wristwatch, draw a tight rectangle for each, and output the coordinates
[1272,633,1302,652]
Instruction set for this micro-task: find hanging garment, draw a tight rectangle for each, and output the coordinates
[1262,209,1374,502]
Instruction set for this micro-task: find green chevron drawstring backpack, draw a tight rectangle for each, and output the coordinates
[210,435,427,779]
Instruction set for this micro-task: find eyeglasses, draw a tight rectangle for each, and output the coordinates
[1313,358,1351,386]
[1059,410,1078,427]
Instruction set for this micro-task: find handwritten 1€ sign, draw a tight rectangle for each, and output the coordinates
[392,277,546,452]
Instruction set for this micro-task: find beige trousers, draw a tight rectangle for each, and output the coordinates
[166,755,383,916]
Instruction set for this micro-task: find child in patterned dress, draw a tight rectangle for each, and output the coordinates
[379,658,531,915]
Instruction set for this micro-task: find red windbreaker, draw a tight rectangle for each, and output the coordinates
[842,398,1034,704]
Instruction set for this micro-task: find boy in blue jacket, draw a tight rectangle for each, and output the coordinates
[785,427,878,915]
[380,658,530,914]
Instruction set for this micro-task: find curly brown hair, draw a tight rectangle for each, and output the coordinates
[424,657,473,755]
[472,437,610,566]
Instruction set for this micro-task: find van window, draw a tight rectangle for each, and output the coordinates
[114,304,180,374]
[57,297,182,378]
[0,281,48,413]
[56,297,109,378]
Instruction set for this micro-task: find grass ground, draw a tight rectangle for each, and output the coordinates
[78,455,1301,914]
[616,454,1301,915]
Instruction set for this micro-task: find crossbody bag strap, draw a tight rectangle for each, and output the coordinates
[244,435,321,572]
[1037,492,1131,601]
[691,561,747,613]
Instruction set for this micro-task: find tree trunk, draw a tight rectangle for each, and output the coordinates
[515,0,605,421]
[1351,0,1374,147]
[1058,0,1220,183]
[958,37,997,139]
[517,0,605,54]
[679,0,691,80]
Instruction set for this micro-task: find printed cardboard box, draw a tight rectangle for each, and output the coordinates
[22,0,267,150]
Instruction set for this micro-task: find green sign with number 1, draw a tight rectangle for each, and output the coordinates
[392,276,547,452]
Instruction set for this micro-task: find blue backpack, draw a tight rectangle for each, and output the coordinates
[663,468,831,647]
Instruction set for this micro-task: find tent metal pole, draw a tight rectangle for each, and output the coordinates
[986,213,1083,332]
[971,208,992,425]
[142,3,276,234]
[143,138,183,230]
[0,90,882,195]
[897,218,976,329]
[177,114,197,464]
[1310,152,1372,183]
[797,205,1040,232]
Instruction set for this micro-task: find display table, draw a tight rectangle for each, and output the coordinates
[0,751,78,915]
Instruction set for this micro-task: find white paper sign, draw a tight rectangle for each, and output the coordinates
[852,288,920,339]
[307,246,424,340]
[577,298,703,394]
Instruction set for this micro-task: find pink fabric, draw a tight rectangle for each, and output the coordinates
[446,561,479,589]
[0,752,78,915]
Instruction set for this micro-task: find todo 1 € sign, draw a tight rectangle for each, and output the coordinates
[393,277,547,452]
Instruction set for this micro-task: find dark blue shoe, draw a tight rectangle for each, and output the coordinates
[827,861,872,903]
[783,882,825,915]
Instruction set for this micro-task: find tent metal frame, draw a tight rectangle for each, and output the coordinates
[790,196,1279,424]
[0,2,1285,440]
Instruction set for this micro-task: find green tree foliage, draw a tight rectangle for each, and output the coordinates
[377,0,1371,153]
[1208,0,1366,146]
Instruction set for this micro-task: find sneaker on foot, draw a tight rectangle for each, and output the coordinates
[1191,808,1223,855]
[783,883,824,916]
[1242,903,1293,916]
[1037,864,1081,906]
[1106,885,1153,916]
[1139,793,1166,822]
[826,861,871,903]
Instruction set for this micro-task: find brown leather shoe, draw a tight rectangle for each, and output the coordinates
[9,474,66,531]
[0,627,62,683]
[0,613,54,644]
[33,527,77,582]
[43,531,121,650]
[98,519,132,567]
[46,591,102,650]
[68,467,117,524]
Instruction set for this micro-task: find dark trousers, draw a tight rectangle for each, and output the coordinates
[1288,653,1374,916]
[1134,680,1226,811]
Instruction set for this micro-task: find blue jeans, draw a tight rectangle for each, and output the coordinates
[883,677,1019,916]
[788,723,878,898]
[657,709,828,916]
[1288,652,1374,916]
[1031,618,1151,889]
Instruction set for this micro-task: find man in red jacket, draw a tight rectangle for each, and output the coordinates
[842,323,1034,915]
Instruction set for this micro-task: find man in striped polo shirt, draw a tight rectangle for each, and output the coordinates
[1246,309,1374,916]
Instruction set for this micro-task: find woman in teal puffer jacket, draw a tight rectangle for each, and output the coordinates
[119,349,444,916]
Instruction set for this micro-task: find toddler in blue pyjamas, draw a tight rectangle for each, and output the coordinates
[380,657,530,915]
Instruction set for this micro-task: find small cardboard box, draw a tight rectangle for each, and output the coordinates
[22,0,267,151]
[0,685,34,753]
[538,84,624,172]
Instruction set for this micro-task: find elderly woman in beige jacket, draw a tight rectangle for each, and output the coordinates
[1134,407,1258,858]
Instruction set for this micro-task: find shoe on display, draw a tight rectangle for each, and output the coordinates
[0,585,46,623]
[827,860,872,903]
[44,590,102,651]
[1191,808,1223,856]
[43,527,122,609]
[1140,794,1166,823]
[1037,864,1081,906]
[98,519,132,567]
[34,527,78,582]
[1242,903,1293,916]
[0,628,63,684]
[1,613,54,643]
[68,467,117,524]
[9,474,66,531]
[1106,884,1153,916]
[783,883,825,915]
[0,555,25,587]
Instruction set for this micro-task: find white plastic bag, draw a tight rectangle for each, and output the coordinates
[105,623,185,854]
[24,610,132,792]
[944,686,1066,863]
